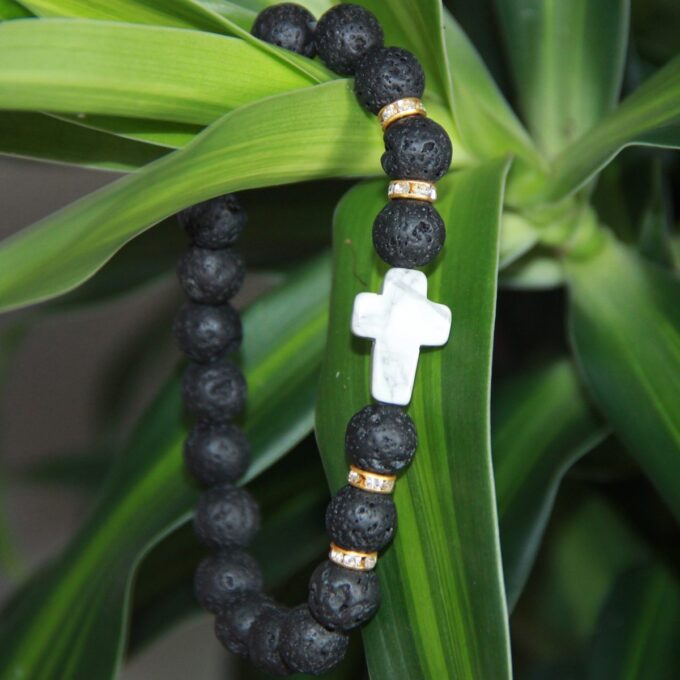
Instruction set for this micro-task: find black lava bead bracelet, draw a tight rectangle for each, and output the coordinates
[175,3,452,675]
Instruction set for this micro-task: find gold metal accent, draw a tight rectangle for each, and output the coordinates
[378,97,427,130]
[348,465,396,494]
[328,543,378,571]
[387,179,437,202]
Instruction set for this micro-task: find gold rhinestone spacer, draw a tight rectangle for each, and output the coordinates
[328,543,378,571]
[378,97,427,130]
[388,179,437,202]
[348,465,396,494]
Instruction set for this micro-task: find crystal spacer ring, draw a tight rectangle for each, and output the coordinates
[378,97,427,130]
[328,543,378,571]
[387,179,437,202]
[348,465,396,494]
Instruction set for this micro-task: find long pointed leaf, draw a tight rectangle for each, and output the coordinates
[49,114,203,150]
[0,0,30,18]
[494,0,630,157]
[587,565,680,679]
[443,9,542,167]
[0,80,386,312]
[492,359,608,610]
[21,0,334,82]
[22,0,236,31]
[316,162,512,680]
[0,112,168,170]
[515,55,680,205]
[567,235,680,521]
[0,254,331,680]
[0,19,318,125]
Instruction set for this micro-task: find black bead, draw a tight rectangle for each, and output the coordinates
[279,605,349,675]
[181,361,246,422]
[252,3,316,58]
[194,550,263,615]
[326,485,397,552]
[345,404,417,474]
[315,4,383,76]
[178,194,246,249]
[247,604,291,676]
[308,560,380,632]
[193,483,260,549]
[184,422,251,486]
[382,116,453,181]
[354,46,425,114]
[373,199,445,268]
[215,594,274,658]
[177,247,245,304]
[173,302,242,363]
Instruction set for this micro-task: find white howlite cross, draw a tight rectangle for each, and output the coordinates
[351,268,452,406]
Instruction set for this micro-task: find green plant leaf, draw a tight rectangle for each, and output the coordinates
[567,234,680,521]
[587,565,680,679]
[316,162,512,680]
[515,54,680,205]
[0,80,385,313]
[360,0,453,111]
[443,9,542,167]
[492,359,608,610]
[637,161,675,268]
[21,0,235,30]
[21,0,334,82]
[500,249,566,289]
[499,212,540,268]
[191,0,256,29]
[0,19,318,125]
[51,114,203,149]
[494,0,630,157]
[0,254,331,680]
[0,112,168,170]
[0,0,30,18]
[516,493,650,652]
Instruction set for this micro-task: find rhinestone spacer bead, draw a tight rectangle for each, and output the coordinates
[328,543,378,571]
[387,179,437,202]
[348,465,396,494]
[377,97,427,130]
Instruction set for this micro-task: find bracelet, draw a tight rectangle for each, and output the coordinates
[174,3,452,676]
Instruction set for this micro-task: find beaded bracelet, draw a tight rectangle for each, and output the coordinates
[174,3,453,675]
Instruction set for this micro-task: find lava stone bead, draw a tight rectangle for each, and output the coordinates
[194,550,263,615]
[308,560,380,631]
[354,46,425,114]
[194,483,261,549]
[173,302,242,363]
[215,594,275,658]
[252,3,316,58]
[326,485,397,552]
[184,422,251,486]
[315,4,383,76]
[177,247,245,304]
[382,116,452,181]
[373,199,446,267]
[181,361,247,422]
[280,605,349,675]
[345,404,417,474]
[247,604,291,676]
[178,194,246,249]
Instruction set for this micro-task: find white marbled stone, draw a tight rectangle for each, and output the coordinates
[351,268,452,406]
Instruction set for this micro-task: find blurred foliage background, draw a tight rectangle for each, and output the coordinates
[0,0,679,678]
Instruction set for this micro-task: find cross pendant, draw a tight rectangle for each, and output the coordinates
[351,268,452,406]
